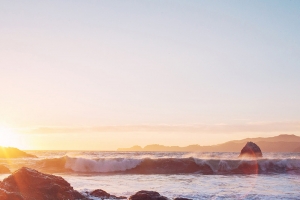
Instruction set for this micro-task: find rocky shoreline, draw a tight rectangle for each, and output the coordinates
[0,142,264,199]
[0,167,192,200]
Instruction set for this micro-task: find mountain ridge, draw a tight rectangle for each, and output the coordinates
[117,134,300,152]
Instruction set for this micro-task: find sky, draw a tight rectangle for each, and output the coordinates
[0,0,300,150]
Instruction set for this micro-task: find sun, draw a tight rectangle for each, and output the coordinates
[0,126,21,148]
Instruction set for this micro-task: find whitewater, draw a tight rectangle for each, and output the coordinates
[1,151,300,199]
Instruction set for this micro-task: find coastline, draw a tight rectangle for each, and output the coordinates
[1,144,300,199]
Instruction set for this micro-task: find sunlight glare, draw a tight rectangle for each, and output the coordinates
[0,126,21,148]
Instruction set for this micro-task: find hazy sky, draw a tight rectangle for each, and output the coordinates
[0,0,300,150]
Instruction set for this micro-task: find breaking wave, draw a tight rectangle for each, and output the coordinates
[65,157,141,173]
[34,156,300,175]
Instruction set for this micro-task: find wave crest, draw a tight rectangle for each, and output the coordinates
[35,156,300,174]
[65,157,141,173]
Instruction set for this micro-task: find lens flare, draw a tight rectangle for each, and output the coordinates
[0,126,21,148]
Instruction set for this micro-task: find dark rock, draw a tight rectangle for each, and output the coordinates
[110,195,127,199]
[238,142,263,158]
[129,190,169,200]
[0,188,24,200]
[90,189,127,199]
[174,198,192,200]
[0,147,37,158]
[116,196,127,199]
[0,165,10,173]
[0,167,85,200]
[90,189,110,198]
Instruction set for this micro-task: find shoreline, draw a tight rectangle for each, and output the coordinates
[0,167,191,200]
[1,166,300,200]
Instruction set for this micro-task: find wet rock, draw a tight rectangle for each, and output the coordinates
[0,147,37,158]
[0,167,85,200]
[129,190,169,200]
[0,165,10,173]
[238,142,263,158]
[90,189,126,199]
[113,195,127,199]
[90,189,110,198]
[0,188,23,200]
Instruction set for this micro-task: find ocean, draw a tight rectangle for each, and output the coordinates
[1,151,300,199]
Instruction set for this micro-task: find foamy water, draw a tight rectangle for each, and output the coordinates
[62,173,300,199]
[1,151,300,199]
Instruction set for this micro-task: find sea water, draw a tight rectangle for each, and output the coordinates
[1,151,300,199]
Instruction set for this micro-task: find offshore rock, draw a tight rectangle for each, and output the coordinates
[238,142,263,158]
[90,189,126,199]
[0,167,85,200]
[129,190,169,200]
[0,147,37,158]
[0,165,10,173]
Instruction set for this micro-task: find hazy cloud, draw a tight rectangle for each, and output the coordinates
[18,121,300,134]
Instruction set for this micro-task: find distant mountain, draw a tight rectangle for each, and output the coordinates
[117,134,300,152]
[0,147,37,158]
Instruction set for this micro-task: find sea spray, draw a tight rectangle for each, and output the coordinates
[65,157,142,173]
[3,151,300,174]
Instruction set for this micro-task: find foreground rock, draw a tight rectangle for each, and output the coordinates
[174,198,192,200]
[0,147,37,158]
[90,189,126,199]
[238,142,262,158]
[129,190,169,200]
[0,167,85,200]
[0,165,10,173]
[0,189,23,200]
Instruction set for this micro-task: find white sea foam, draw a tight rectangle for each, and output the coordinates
[217,160,231,172]
[62,172,300,199]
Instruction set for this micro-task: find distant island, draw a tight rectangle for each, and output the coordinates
[118,134,300,152]
[0,147,37,158]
